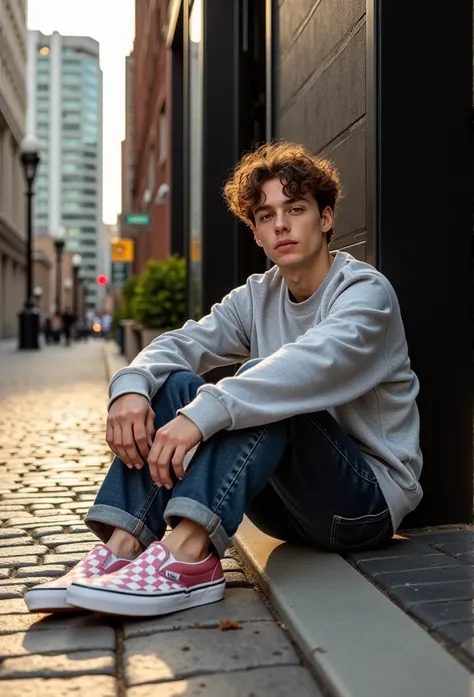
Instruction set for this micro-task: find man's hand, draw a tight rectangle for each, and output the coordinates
[106,394,155,468]
[148,414,202,488]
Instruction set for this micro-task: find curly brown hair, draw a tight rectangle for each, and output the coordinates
[223,141,342,244]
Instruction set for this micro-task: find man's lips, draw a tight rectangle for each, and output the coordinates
[275,240,297,250]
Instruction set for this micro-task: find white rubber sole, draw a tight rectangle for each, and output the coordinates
[24,587,79,614]
[67,579,226,617]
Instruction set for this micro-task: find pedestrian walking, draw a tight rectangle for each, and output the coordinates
[25,141,422,617]
[50,312,62,344]
[61,307,76,347]
[42,314,52,344]
[101,312,112,341]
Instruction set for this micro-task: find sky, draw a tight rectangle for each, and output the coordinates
[27,0,135,225]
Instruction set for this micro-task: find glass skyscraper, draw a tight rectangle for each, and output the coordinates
[27,31,103,312]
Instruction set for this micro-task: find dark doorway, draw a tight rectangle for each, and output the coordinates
[233,0,269,286]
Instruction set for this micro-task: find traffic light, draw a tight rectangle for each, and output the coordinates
[96,274,108,286]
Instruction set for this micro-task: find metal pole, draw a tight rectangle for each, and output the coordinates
[73,268,78,317]
[26,184,33,308]
[54,241,64,314]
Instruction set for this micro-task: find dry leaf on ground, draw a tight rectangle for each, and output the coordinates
[219,619,243,631]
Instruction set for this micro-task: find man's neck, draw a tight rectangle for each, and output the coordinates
[281,250,334,303]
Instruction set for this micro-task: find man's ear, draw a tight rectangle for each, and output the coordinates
[252,226,264,247]
[321,206,334,235]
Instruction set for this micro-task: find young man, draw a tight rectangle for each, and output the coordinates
[25,141,422,617]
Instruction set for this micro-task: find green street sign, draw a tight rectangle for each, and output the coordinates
[111,262,131,287]
[125,213,150,226]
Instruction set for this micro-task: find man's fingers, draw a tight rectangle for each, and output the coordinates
[157,445,175,489]
[171,446,187,481]
[120,423,142,467]
[105,422,117,456]
[112,424,132,469]
[146,409,156,448]
[147,440,163,485]
[132,421,150,464]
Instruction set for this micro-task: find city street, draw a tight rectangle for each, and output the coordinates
[0,339,320,696]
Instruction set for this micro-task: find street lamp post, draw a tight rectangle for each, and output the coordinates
[77,274,85,318]
[18,134,40,350]
[53,227,66,315]
[71,253,82,319]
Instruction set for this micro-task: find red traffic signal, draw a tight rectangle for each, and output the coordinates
[96,274,108,286]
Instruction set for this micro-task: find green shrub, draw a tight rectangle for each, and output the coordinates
[132,256,187,330]
[122,274,139,312]
[111,274,139,333]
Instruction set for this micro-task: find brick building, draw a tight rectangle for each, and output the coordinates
[123,0,171,275]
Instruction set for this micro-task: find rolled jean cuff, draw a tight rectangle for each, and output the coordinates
[164,497,230,559]
[85,504,159,549]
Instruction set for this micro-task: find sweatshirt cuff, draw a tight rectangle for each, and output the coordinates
[178,389,232,441]
[107,373,151,410]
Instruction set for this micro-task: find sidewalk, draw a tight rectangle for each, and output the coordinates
[0,339,321,696]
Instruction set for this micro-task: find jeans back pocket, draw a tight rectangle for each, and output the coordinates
[330,508,392,551]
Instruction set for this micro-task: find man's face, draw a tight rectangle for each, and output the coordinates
[252,178,333,269]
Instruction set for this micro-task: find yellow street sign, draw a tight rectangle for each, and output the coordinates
[111,238,134,263]
[191,237,201,263]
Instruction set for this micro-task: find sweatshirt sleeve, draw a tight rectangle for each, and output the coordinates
[178,272,393,439]
[108,285,251,408]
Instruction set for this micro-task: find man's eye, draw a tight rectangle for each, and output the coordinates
[260,213,272,222]
[290,207,303,214]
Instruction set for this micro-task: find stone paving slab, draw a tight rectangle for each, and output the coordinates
[127,666,323,697]
[0,611,109,635]
[0,626,116,659]
[123,587,273,638]
[0,675,118,697]
[0,340,322,697]
[0,649,116,680]
[124,621,298,686]
[349,528,474,670]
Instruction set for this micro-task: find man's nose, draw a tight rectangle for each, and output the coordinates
[274,211,289,231]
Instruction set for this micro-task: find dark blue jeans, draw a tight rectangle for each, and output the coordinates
[86,361,393,558]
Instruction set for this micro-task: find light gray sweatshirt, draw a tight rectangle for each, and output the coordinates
[109,251,423,531]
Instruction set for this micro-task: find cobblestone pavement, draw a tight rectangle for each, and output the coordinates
[0,339,322,696]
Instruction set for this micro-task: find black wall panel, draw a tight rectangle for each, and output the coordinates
[278,0,367,257]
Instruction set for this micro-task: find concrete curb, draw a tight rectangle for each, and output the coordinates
[103,340,128,382]
[233,518,471,697]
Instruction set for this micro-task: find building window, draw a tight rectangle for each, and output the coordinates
[63,201,81,212]
[62,214,96,221]
[148,147,155,195]
[62,110,80,119]
[159,107,167,165]
[63,98,81,107]
[63,71,81,81]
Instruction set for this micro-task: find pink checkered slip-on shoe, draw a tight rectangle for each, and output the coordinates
[24,544,131,613]
[66,541,226,617]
